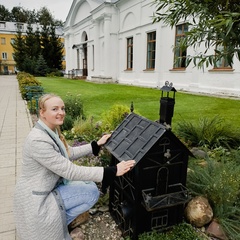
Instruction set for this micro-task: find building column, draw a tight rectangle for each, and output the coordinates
[103,14,112,77]
[92,19,100,75]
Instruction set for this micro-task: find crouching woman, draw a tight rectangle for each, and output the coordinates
[14,93,135,240]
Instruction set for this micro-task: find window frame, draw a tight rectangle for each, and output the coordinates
[213,45,232,69]
[1,37,6,45]
[173,23,188,69]
[146,31,156,70]
[2,52,7,60]
[126,37,133,70]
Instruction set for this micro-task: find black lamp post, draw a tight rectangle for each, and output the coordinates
[159,81,177,127]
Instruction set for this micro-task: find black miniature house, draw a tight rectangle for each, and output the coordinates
[105,112,192,240]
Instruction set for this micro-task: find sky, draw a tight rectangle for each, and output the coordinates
[3,0,73,22]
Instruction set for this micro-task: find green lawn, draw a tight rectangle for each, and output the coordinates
[37,77,240,128]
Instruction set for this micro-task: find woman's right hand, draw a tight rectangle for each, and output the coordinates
[116,160,135,176]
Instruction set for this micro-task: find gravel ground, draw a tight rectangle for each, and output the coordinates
[77,210,124,240]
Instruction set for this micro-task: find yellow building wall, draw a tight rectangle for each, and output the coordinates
[0,33,16,74]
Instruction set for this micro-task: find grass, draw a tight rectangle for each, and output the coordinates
[37,77,240,128]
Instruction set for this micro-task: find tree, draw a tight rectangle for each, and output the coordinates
[11,28,26,72]
[11,6,28,23]
[35,54,48,76]
[26,23,41,56]
[40,24,52,69]
[37,7,55,25]
[40,23,63,71]
[0,5,12,21]
[49,25,63,70]
[0,5,63,25]
[152,0,240,68]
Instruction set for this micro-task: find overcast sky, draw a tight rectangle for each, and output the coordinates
[3,0,73,22]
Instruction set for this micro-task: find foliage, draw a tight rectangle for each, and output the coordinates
[10,18,63,75]
[46,70,64,77]
[35,55,48,76]
[175,116,240,149]
[69,117,102,141]
[61,115,75,132]
[152,0,240,68]
[41,24,63,71]
[100,104,133,133]
[187,155,240,239]
[136,223,206,240]
[0,5,12,21]
[60,93,85,132]
[11,28,26,72]
[63,93,85,120]
[17,72,42,99]
[0,4,63,25]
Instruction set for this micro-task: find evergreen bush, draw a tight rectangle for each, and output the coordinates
[61,93,85,132]
[100,104,133,133]
[63,93,85,120]
[176,116,240,149]
[187,154,240,239]
[17,72,42,99]
[136,223,206,240]
[35,54,48,76]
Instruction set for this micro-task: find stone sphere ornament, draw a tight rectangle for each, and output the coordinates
[185,196,213,227]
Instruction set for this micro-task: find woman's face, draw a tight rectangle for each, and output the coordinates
[40,97,66,130]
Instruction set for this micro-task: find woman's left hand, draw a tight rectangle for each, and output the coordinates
[97,134,111,146]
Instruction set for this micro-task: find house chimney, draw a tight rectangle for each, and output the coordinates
[159,81,176,127]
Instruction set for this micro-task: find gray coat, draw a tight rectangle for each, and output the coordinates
[14,126,104,240]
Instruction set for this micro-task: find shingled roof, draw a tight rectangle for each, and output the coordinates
[105,112,167,164]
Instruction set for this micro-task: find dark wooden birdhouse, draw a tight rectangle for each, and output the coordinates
[105,112,192,240]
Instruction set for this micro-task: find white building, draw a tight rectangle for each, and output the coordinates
[64,0,240,97]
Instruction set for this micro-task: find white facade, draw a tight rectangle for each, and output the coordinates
[64,0,240,97]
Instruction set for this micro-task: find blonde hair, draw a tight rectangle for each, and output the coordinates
[38,93,69,155]
[38,93,59,112]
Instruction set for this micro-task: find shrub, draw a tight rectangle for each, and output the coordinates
[35,54,48,76]
[69,116,102,142]
[46,70,64,77]
[136,223,206,240]
[100,104,133,133]
[187,154,240,239]
[176,116,240,149]
[63,93,85,120]
[61,115,74,131]
[17,72,42,99]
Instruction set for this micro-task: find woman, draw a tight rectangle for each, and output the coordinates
[14,93,135,240]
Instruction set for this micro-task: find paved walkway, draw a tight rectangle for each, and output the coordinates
[0,75,33,240]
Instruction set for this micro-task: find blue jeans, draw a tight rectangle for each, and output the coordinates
[56,181,100,224]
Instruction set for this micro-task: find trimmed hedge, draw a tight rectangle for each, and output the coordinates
[17,72,42,99]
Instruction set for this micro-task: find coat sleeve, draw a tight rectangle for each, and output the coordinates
[28,137,104,182]
[68,143,93,160]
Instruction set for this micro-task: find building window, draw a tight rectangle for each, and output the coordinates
[1,37,6,45]
[11,38,15,44]
[2,52,7,59]
[214,45,232,69]
[0,22,6,28]
[146,31,156,69]
[127,37,133,70]
[92,45,94,70]
[174,24,188,68]
[15,23,24,30]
